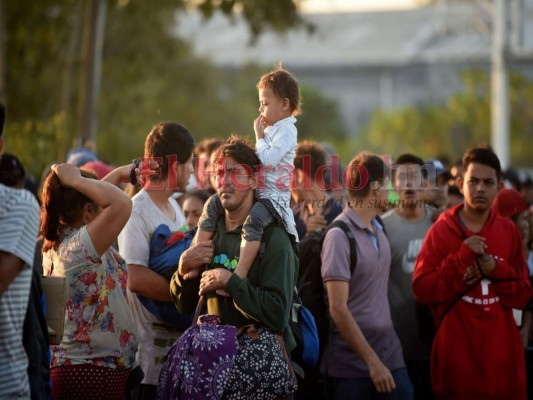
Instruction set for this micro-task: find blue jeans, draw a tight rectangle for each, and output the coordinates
[326,367,414,400]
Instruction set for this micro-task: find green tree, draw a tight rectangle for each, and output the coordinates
[5,1,80,168]
[358,70,533,166]
[3,0,306,177]
[297,85,347,140]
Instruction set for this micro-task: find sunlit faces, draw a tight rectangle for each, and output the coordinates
[195,151,209,188]
[207,151,219,191]
[182,195,204,230]
[258,87,291,127]
[215,158,256,212]
[459,163,502,213]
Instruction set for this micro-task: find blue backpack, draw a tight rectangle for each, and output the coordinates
[290,289,320,369]
[137,224,194,330]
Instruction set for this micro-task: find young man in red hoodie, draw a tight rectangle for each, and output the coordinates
[413,147,533,400]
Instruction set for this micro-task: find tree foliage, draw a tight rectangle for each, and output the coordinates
[357,70,533,166]
[193,0,311,40]
[4,0,344,180]
[297,86,347,140]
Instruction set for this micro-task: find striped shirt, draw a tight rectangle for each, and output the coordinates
[0,184,40,398]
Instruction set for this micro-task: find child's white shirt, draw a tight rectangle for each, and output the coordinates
[255,116,298,242]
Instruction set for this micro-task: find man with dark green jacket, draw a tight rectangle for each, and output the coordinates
[170,135,298,352]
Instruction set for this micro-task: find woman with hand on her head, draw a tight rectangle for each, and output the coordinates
[40,162,146,400]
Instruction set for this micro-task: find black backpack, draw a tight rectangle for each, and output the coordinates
[297,220,357,351]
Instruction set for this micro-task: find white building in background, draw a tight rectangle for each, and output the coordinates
[175,1,533,135]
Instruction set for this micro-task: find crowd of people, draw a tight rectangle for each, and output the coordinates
[1,65,533,400]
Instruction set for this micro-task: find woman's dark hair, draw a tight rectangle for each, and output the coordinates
[40,169,97,252]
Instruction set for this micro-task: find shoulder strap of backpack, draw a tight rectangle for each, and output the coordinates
[321,219,357,376]
[259,220,358,276]
[324,220,357,276]
[258,223,278,260]
[375,214,386,236]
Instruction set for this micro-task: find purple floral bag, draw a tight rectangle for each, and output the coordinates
[157,313,239,400]
[158,297,297,400]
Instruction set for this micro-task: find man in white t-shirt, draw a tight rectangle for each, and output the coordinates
[0,102,40,398]
[118,122,213,400]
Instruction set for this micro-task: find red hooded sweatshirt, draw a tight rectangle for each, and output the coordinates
[413,204,532,400]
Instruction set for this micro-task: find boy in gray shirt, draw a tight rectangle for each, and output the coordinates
[382,154,435,400]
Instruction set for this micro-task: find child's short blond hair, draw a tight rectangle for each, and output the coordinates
[257,66,301,116]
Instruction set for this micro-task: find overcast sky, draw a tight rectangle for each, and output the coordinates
[301,0,420,13]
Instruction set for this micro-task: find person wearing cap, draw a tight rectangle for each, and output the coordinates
[66,146,98,167]
[414,148,533,400]
[81,160,114,180]
[493,189,533,349]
